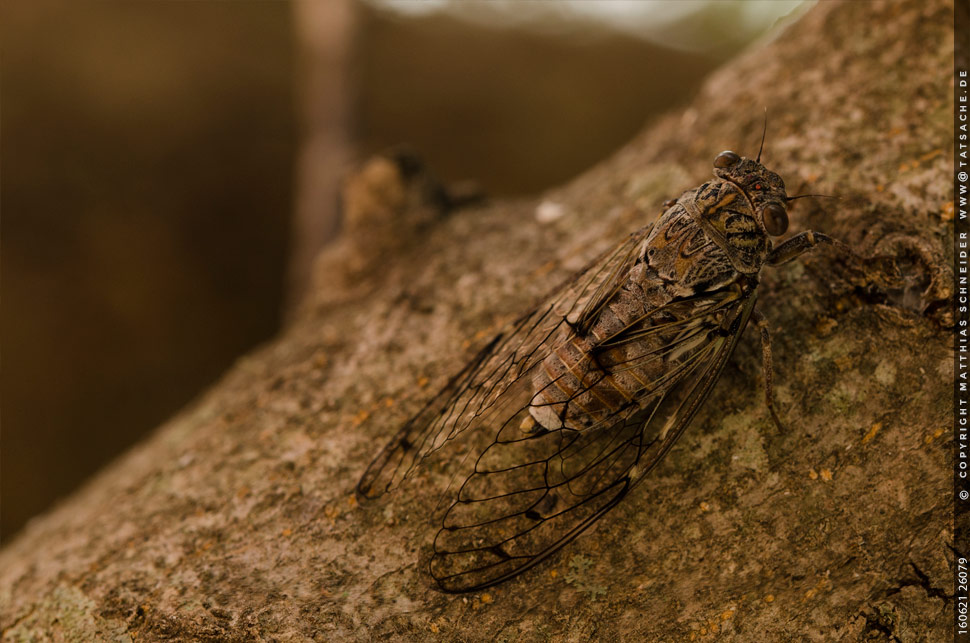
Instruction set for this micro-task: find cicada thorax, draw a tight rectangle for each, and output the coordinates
[527,202,745,433]
[686,179,771,275]
[644,200,740,293]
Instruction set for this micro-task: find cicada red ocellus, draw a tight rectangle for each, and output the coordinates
[357,144,848,593]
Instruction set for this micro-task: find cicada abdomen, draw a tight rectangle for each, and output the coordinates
[527,203,743,434]
[357,145,852,593]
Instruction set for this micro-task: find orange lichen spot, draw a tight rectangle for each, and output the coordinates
[875,184,885,192]
[532,260,557,278]
[699,501,711,512]
[480,592,493,604]
[383,397,395,407]
[814,317,838,337]
[351,409,370,427]
[417,376,430,388]
[549,569,559,579]
[861,422,882,445]
[809,468,819,480]
[804,578,830,600]
[819,468,833,482]
[920,149,943,162]
[763,594,775,603]
[934,427,945,439]
[347,495,358,509]
[942,202,955,221]
[430,623,440,634]
[281,528,292,537]
[721,609,735,621]
[833,355,853,372]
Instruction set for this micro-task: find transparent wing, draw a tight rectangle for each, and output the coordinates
[356,227,651,500]
[428,294,756,592]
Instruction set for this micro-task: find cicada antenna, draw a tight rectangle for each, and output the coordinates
[785,193,841,202]
[756,108,768,163]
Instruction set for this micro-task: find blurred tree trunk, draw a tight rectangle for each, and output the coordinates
[0,0,953,641]
[286,0,355,313]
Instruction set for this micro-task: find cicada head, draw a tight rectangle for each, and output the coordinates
[712,151,790,237]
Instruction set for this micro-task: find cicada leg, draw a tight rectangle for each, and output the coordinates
[767,231,854,266]
[752,308,784,433]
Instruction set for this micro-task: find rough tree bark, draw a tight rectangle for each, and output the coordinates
[0,0,954,640]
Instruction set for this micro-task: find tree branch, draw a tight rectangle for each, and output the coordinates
[1,0,952,640]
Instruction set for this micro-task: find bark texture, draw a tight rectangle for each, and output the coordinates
[0,0,954,640]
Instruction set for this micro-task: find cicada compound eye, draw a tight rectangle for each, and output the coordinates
[713,151,740,168]
[763,203,789,236]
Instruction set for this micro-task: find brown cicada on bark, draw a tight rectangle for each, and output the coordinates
[357,143,851,593]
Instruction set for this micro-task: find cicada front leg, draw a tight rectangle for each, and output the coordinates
[767,231,855,266]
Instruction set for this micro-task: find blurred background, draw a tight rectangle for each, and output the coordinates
[1,0,810,541]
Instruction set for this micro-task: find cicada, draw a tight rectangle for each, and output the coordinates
[357,145,848,593]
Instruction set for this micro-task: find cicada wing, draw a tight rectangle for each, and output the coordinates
[356,306,560,500]
[561,227,651,333]
[356,227,653,501]
[428,295,757,593]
